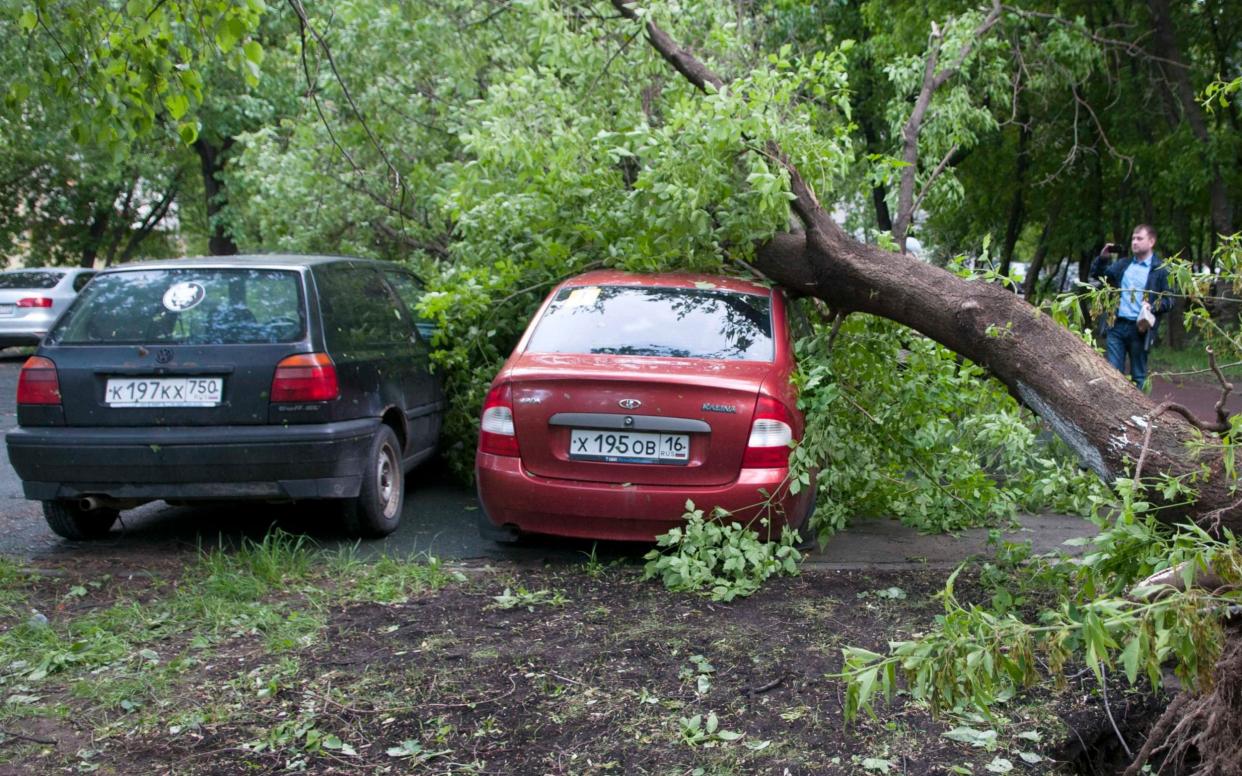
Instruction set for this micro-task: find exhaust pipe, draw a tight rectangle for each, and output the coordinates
[79,496,137,511]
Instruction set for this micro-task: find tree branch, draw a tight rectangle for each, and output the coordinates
[893,1,1003,252]
[117,177,180,264]
[909,143,959,220]
[611,1,724,93]
[287,0,414,225]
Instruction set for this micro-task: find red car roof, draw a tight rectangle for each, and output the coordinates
[560,270,772,296]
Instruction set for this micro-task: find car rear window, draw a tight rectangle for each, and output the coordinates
[0,271,63,289]
[49,268,306,345]
[525,285,773,361]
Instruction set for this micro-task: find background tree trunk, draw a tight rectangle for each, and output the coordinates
[79,205,111,269]
[999,120,1031,279]
[1147,0,1233,237]
[193,137,239,256]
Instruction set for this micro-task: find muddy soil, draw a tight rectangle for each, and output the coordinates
[1,551,1164,775]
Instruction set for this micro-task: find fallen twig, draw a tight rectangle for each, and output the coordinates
[1206,347,1235,429]
[744,674,787,696]
[0,726,57,745]
[1099,666,1134,761]
[423,673,519,709]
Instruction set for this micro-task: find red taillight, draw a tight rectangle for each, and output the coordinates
[270,353,339,402]
[16,297,53,308]
[741,394,794,468]
[479,383,519,457]
[16,356,61,405]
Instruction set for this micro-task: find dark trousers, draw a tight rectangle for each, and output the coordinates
[1105,318,1148,388]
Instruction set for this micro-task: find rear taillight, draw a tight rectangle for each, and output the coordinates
[479,383,519,457]
[16,356,61,405]
[741,394,794,468]
[270,353,339,402]
[16,297,53,308]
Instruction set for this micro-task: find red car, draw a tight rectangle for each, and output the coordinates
[475,271,814,542]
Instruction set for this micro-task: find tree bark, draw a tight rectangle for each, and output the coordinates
[80,205,111,269]
[193,137,239,256]
[999,119,1031,279]
[1021,201,1059,301]
[1147,0,1233,238]
[860,116,893,232]
[613,0,1241,533]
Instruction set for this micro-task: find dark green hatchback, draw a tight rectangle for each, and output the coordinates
[6,255,443,540]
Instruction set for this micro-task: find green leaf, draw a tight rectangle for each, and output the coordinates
[177,121,199,145]
[243,40,264,65]
[18,10,37,32]
[1120,636,1142,684]
[164,93,189,120]
[942,727,997,750]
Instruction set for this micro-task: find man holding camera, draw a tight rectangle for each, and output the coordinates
[1089,224,1171,389]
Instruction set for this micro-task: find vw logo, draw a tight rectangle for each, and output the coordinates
[618,398,642,410]
[155,348,174,364]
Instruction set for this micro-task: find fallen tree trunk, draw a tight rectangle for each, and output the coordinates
[611,0,1239,533]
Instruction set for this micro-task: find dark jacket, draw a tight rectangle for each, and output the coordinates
[1089,253,1172,350]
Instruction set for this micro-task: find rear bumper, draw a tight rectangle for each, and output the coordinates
[0,313,55,346]
[0,332,45,347]
[6,419,380,502]
[475,452,813,542]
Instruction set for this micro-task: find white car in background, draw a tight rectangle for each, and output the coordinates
[0,268,96,348]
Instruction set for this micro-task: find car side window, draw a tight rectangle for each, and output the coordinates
[318,266,412,353]
[383,270,436,340]
[72,272,95,293]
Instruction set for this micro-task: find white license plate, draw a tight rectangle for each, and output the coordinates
[0,305,13,317]
[105,377,223,407]
[569,429,689,464]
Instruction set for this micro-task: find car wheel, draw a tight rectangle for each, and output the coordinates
[42,500,118,541]
[342,425,404,538]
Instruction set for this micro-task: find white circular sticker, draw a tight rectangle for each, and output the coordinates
[162,282,206,312]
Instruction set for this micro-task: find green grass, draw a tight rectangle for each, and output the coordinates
[1148,344,1242,380]
[329,547,462,604]
[0,532,462,761]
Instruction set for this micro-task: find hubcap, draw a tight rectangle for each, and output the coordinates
[377,443,400,519]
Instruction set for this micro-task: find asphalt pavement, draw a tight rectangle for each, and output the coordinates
[0,353,1102,569]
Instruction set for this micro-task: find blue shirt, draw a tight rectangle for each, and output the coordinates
[1118,257,1152,319]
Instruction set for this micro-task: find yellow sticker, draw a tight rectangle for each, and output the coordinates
[564,286,601,307]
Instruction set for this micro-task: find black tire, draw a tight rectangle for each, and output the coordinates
[42,500,118,541]
[342,425,405,538]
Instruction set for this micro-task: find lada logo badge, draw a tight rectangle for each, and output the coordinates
[618,399,642,410]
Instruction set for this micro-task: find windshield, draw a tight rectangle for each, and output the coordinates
[525,285,773,361]
[0,271,63,289]
[49,268,306,345]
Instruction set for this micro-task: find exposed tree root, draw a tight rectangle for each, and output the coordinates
[1126,622,1242,775]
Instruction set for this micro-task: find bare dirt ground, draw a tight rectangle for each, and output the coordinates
[0,549,1160,775]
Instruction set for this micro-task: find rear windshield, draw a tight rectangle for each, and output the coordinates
[49,269,306,345]
[525,285,773,361]
[0,271,63,289]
